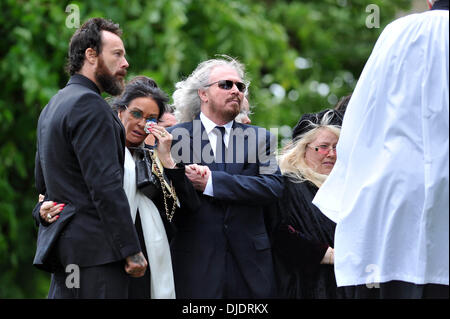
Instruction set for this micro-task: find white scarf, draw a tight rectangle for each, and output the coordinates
[123,147,176,298]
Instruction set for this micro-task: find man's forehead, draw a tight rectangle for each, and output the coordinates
[209,65,241,81]
[101,30,125,49]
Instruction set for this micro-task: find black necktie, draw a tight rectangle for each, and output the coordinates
[214,126,226,171]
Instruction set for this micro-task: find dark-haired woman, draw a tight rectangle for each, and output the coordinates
[114,76,178,299]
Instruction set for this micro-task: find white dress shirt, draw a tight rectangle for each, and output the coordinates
[199,112,234,196]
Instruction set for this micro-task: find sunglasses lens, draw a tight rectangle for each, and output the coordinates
[217,80,246,92]
[131,111,143,119]
[315,147,336,155]
[235,82,246,92]
[218,80,232,90]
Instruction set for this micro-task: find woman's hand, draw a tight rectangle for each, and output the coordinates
[39,201,65,224]
[185,164,211,192]
[148,122,176,168]
[320,247,335,264]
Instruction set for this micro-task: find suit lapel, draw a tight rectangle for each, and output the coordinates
[112,109,126,167]
[225,122,248,174]
[111,108,124,130]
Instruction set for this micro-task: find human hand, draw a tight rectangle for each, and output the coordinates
[320,247,334,265]
[125,252,148,278]
[39,200,65,224]
[185,164,210,192]
[148,123,176,168]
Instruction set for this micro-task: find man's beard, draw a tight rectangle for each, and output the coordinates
[95,57,125,96]
[210,97,240,122]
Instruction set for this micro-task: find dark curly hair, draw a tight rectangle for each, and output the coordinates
[66,17,122,75]
[111,76,168,120]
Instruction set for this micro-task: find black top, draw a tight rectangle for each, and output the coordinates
[128,145,200,298]
[268,176,349,298]
[432,0,449,10]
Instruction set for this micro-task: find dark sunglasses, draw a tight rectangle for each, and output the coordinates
[205,80,246,93]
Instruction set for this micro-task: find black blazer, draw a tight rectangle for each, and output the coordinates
[33,74,140,271]
[167,118,284,298]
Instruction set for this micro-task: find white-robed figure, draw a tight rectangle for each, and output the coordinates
[313,0,449,298]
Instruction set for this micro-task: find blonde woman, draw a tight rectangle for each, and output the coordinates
[269,109,348,299]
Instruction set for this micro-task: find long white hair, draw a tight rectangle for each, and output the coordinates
[173,55,248,123]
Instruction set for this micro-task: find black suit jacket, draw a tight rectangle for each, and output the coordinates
[33,74,140,271]
[167,118,284,298]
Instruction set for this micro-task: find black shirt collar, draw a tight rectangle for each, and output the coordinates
[67,74,101,94]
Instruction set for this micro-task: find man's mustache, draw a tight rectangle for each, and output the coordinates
[116,70,127,77]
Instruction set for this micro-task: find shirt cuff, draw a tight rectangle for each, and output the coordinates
[203,172,214,197]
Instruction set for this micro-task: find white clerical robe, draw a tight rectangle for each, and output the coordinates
[313,9,449,287]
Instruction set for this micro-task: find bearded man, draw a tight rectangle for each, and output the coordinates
[33,18,147,298]
[167,57,283,298]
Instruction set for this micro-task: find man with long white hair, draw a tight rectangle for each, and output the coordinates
[166,56,283,298]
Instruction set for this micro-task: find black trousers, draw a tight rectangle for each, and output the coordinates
[223,245,253,298]
[48,261,129,299]
[128,211,151,299]
[343,280,449,299]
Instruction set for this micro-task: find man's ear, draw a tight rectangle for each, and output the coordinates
[198,89,208,103]
[85,48,98,65]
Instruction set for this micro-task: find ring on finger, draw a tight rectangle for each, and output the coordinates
[47,213,52,220]
[161,132,166,137]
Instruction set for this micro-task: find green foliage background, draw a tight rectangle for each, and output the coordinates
[0,0,411,298]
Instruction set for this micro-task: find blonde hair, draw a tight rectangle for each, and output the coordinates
[279,114,340,188]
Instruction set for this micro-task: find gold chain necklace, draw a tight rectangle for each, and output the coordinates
[147,149,177,223]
